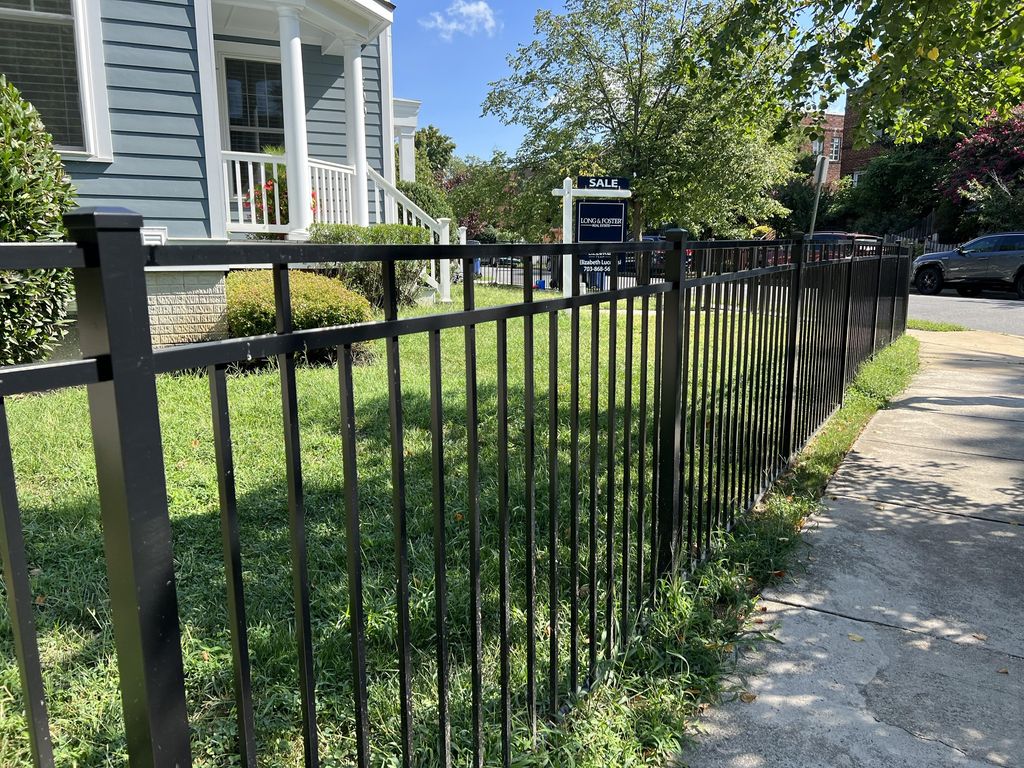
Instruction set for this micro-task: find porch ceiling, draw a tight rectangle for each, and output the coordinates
[212,0,392,46]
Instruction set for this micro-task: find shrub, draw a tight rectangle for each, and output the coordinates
[307,223,430,307]
[0,75,76,365]
[396,179,458,243]
[225,270,372,339]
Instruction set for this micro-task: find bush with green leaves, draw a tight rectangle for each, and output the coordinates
[307,223,430,307]
[0,75,77,365]
[396,179,458,242]
[225,270,372,338]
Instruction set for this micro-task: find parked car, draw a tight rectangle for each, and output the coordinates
[912,233,1024,298]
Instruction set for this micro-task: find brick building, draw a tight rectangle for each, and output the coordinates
[839,98,888,182]
[800,113,845,185]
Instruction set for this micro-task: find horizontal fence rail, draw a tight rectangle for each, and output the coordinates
[0,210,910,767]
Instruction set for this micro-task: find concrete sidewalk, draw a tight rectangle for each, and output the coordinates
[682,330,1024,768]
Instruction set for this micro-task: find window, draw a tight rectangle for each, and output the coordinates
[224,58,285,153]
[997,235,1024,251]
[829,135,841,162]
[0,0,110,158]
[851,171,862,187]
[964,236,999,253]
[811,138,824,155]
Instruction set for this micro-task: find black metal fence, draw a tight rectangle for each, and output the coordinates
[0,210,910,767]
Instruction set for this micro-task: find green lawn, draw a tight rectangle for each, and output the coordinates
[0,284,917,766]
[907,318,969,332]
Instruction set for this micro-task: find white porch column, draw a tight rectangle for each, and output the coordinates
[278,6,313,237]
[344,40,370,226]
[397,125,416,183]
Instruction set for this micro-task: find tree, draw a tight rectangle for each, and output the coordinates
[836,142,952,233]
[716,0,1024,143]
[415,125,457,186]
[943,106,1024,197]
[485,0,796,239]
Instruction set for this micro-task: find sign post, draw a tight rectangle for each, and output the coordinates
[552,176,633,297]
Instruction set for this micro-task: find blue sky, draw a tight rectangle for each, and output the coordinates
[390,2,846,160]
[391,1,563,159]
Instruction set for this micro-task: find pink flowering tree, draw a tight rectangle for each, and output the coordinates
[943,106,1024,199]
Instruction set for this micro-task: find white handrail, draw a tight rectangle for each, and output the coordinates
[366,166,444,241]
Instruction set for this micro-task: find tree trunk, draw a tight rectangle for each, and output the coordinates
[631,197,644,241]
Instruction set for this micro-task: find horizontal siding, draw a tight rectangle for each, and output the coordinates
[65,0,212,239]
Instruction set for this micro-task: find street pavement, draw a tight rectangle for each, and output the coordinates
[682,330,1024,768]
[909,291,1022,335]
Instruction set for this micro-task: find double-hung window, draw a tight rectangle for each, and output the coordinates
[224,58,285,153]
[0,0,111,159]
[829,135,841,162]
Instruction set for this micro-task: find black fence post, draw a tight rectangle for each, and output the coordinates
[870,244,884,353]
[655,230,688,575]
[65,208,192,768]
[781,235,805,461]
[838,251,856,399]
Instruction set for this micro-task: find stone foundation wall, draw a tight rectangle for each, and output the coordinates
[145,270,229,347]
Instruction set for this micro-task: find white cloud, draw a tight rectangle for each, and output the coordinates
[420,1,500,42]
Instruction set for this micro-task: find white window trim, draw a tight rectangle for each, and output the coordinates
[44,0,112,162]
[214,39,283,153]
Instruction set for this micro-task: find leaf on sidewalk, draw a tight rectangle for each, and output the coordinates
[997,668,1009,675]
[848,633,865,642]
[972,633,988,642]
[739,692,757,703]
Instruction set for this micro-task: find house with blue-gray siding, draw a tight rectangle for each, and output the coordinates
[2,0,438,344]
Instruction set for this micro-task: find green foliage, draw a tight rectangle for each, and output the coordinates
[396,180,455,223]
[716,0,1024,143]
[0,75,76,365]
[225,270,371,338]
[307,223,430,307]
[835,143,951,233]
[308,223,432,246]
[959,176,1024,232]
[485,0,796,239]
[414,125,456,185]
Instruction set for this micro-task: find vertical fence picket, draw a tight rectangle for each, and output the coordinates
[338,344,371,768]
[380,260,415,768]
[271,263,320,768]
[0,400,54,768]
[208,365,257,768]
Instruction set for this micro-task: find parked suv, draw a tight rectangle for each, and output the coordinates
[913,233,1024,298]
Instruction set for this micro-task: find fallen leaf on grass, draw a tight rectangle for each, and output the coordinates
[739,692,757,704]
[848,633,865,642]
[772,570,786,579]
[34,595,46,606]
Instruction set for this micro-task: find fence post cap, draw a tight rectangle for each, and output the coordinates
[664,228,689,243]
[64,207,144,232]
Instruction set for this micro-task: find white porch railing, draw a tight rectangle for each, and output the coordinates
[222,154,453,300]
[222,151,292,235]
[310,159,356,226]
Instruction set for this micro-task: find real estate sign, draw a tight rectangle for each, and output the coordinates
[577,201,627,243]
[576,176,631,192]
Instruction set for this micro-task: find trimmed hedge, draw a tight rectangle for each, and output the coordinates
[307,223,430,307]
[309,223,432,246]
[0,75,77,365]
[225,270,372,339]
